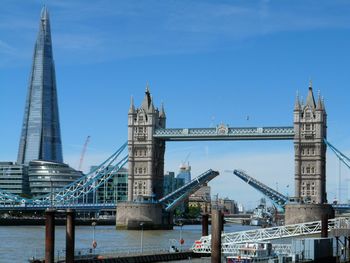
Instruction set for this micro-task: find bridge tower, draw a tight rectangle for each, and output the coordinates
[287,82,333,224]
[127,86,166,202]
[117,86,169,229]
[294,82,327,204]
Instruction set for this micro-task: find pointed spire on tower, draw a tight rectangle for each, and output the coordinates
[150,95,155,112]
[129,95,135,114]
[316,90,323,110]
[294,90,301,111]
[306,80,316,109]
[160,102,166,118]
[321,96,326,112]
[141,83,153,112]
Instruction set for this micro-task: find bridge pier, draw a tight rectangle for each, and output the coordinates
[285,204,334,225]
[116,202,172,230]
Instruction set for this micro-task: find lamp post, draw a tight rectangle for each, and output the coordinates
[91,221,97,254]
[140,222,144,253]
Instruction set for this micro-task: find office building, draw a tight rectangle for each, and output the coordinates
[164,171,185,196]
[0,162,29,195]
[29,160,82,197]
[90,166,128,203]
[176,162,191,184]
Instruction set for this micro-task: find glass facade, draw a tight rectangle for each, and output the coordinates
[90,166,128,203]
[17,7,63,165]
[164,171,185,196]
[0,162,29,195]
[176,163,191,184]
[29,160,82,197]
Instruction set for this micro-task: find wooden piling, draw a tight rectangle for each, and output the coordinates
[211,210,222,263]
[45,209,55,263]
[66,209,75,263]
[202,214,209,236]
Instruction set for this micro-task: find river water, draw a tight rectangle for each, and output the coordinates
[0,224,257,263]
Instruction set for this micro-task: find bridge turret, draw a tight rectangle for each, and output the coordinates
[128,96,135,114]
[159,102,166,128]
[294,82,327,204]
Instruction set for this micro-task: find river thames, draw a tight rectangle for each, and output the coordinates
[0,224,257,262]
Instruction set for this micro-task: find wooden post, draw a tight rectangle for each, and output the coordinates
[66,209,75,263]
[220,212,224,232]
[45,209,55,263]
[202,214,209,236]
[211,210,222,263]
[321,214,328,238]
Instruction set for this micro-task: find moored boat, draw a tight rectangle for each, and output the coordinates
[226,242,278,263]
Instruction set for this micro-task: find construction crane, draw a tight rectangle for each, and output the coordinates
[78,136,91,171]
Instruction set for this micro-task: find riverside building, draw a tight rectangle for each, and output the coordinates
[0,162,29,195]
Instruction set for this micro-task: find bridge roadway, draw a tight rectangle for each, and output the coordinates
[192,217,350,254]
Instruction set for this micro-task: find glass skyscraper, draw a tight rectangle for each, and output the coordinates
[17,7,63,165]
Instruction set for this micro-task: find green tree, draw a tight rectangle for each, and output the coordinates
[187,205,201,219]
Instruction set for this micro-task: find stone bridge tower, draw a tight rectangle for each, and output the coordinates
[127,86,166,202]
[294,82,327,204]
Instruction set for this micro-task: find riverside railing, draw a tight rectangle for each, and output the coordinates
[29,244,194,262]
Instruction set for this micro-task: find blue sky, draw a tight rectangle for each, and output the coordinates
[1,0,350,208]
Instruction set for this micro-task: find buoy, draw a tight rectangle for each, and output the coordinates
[92,240,97,249]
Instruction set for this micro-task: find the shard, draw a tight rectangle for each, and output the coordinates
[17,7,63,165]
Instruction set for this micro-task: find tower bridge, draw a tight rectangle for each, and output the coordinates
[0,80,335,229]
[117,82,329,229]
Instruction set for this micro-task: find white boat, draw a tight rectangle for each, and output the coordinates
[226,242,278,263]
